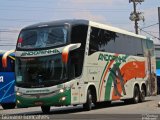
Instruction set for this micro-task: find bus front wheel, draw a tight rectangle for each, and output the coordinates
[41,106,50,114]
[83,89,92,111]
[1,103,16,109]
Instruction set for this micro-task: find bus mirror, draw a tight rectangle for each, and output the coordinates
[62,43,81,64]
[2,50,15,68]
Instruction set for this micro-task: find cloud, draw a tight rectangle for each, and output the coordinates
[71,11,107,23]
[139,7,159,42]
[69,0,114,5]
[69,0,127,4]
[144,7,158,22]
[68,0,128,6]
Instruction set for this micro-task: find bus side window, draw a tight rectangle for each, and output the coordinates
[89,27,99,54]
[89,27,118,55]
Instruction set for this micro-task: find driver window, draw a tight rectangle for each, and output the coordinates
[69,25,88,79]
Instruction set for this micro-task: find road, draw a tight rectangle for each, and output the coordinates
[0,95,160,120]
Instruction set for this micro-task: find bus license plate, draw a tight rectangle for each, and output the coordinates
[34,101,44,106]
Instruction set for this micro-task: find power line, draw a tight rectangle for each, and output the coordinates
[0,18,39,22]
[142,31,159,34]
[0,44,16,46]
[0,40,15,42]
[0,30,20,33]
[140,23,159,29]
[0,6,130,14]
[139,28,160,40]
[0,43,16,44]
[0,8,129,12]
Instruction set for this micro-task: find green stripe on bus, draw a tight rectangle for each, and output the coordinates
[105,75,113,100]
[98,62,109,98]
[104,55,128,100]
[105,62,120,100]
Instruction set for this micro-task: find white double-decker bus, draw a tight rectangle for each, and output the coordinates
[15,20,157,113]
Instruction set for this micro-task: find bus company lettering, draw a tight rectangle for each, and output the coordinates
[21,49,60,56]
[98,53,126,63]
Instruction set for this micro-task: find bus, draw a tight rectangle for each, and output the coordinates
[0,50,16,109]
[15,20,157,113]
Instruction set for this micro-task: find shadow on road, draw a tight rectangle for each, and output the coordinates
[10,99,152,115]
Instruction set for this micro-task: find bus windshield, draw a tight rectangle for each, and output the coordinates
[15,54,67,88]
[17,26,68,49]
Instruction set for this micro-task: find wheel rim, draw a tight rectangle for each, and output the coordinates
[135,94,139,102]
[89,94,92,109]
[141,89,145,100]
[134,87,139,103]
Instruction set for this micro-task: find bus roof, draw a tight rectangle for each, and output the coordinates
[22,19,89,30]
[21,19,150,41]
[89,21,148,40]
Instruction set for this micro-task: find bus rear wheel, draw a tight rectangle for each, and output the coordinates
[1,103,16,109]
[83,89,92,111]
[139,86,146,102]
[41,106,50,114]
[132,86,140,104]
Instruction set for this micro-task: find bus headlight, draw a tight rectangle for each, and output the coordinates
[16,92,22,96]
[61,96,66,101]
[17,100,20,104]
[59,89,64,93]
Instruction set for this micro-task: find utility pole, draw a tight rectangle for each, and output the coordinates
[133,2,138,34]
[158,7,160,39]
[129,0,145,34]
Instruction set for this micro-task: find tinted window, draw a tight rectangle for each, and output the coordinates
[17,26,68,49]
[89,27,117,54]
[89,27,144,56]
[69,25,88,78]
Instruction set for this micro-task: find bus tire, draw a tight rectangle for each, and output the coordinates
[83,89,92,111]
[1,103,16,109]
[41,106,50,114]
[132,85,140,104]
[139,86,146,102]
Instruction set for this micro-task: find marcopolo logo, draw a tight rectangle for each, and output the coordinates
[0,76,4,82]
[21,49,60,56]
[26,89,50,94]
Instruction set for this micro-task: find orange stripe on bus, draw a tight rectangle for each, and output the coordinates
[112,61,146,100]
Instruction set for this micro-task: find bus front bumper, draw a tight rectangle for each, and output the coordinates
[16,89,71,108]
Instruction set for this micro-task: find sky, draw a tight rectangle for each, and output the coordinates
[0,0,160,50]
